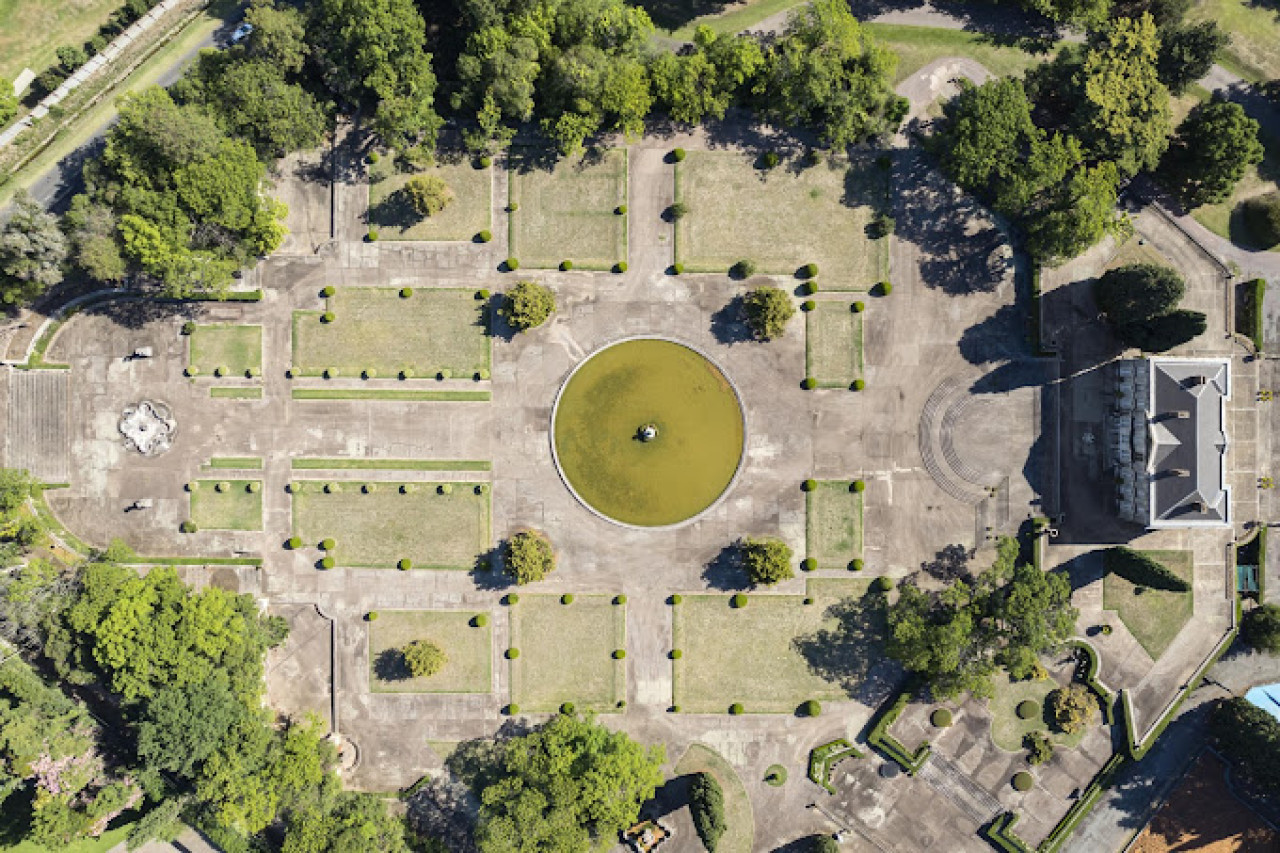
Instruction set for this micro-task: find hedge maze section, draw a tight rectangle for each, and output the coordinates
[189,324,262,377]
[292,288,490,378]
[508,148,629,270]
[290,481,490,569]
[674,150,889,285]
[672,580,874,713]
[368,610,493,694]
[805,481,864,569]
[189,479,263,531]
[509,594,626,713]
[367,156,492,242]
[806,302,864,389]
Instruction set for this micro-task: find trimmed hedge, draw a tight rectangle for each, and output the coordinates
[472,614,489,627]
[728,702,744,715]
[930,708,952,728]
[612,649,626,659]
[868,688,932,774]
[807,738,863,793]
[561,593,575,605]
[1068,641,1115,725]
[1104,546,1190,592]
[505,647,520,659]
[800,699,821,717]
[874,576,894,593]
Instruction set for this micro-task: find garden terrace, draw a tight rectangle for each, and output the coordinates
[1103,550,1195,660]
[367,610,493,693]
[508,594,626,713]
[291,288,490,378]
[189,479,262,531]
[806,301,865,389]
[188,324,262,377]
[507,148,629,270]
[367,154,493,242]
[290,481,490,569]
[674,150,889,284]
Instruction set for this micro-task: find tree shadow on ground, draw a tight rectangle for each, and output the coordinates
[469,546,512,591]
[793,589,904,706]
[83,295,193,331]
[482,295,517,343]
[921,543,974,584]
[639,773,693,822]
[700,543,749,590]
[404,774,481,853]
[372,648,410,682]
[709,295,755,345]
[367,187,424,231]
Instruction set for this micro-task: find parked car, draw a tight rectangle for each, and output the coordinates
[229,22,253,44]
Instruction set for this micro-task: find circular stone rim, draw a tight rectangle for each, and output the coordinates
[549,335,748,531]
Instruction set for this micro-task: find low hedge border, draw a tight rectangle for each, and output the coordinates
[1066,640,1115,726]
[807,738,864,794]
[981,813,1034,853]
[867,688,931,775]
[985,752,1126,853]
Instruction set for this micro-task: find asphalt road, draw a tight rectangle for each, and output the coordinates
[23,11,238,212]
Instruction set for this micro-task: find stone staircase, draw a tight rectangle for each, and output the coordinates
[917,752,1003,827]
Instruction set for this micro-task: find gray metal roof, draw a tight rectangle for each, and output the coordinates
[1147,358,1230,527]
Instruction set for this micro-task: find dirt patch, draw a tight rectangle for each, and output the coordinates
[1132,753,1277,853]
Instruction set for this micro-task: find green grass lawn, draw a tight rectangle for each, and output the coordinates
[189,325,262,377]
[368,610,492,693]
[367,155,492,241]
[2,824,131,853]
[674,744,754,853]
[806,302,864,388]
[189,480,263,531]
[1188,0,1280,81]
[805,481,863,568]
[292,288,490,377]
[864,24,1059,85]
[0,0,122,80]
[210,387,263,399]
[509,594,626,712]
[675,150,888,284]
[673,579,876,713]
[205,457,262,470]
[508,148,628,269]
[1103,550,1194,660]
[987,672,1089,752]
[291,481,490,569]
[662,0,802,38]
[291,388,491,402]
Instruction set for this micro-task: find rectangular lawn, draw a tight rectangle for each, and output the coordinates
[675,151,889,286]
[806,481,863,569]
[806,302,864,388]
[673,579,874,713]
[292,288,489,377]
[190,480,262,531]
[189,325,262,377]
[508,148,628,270]
[291,481,490,569]
[368,610,492,693]
[1103,550,1194,661]
[367,155,492,241]
[509,594,625,712]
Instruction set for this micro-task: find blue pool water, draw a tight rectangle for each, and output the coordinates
[1244,683,1280,723]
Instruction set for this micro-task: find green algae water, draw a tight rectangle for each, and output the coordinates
[553,339,745,527]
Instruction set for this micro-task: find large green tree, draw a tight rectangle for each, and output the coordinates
[1024,161,1119,263]
[1160,98,1263,207]
[1096,263,1206,350]
[755,0,906,148]
[649,26,763,126]
[1156,21,1227,94]
[0,77,17,125]
[282,791,411,853]
[0,190,68,306]
[136,671,247,779]
[472,714,665,851]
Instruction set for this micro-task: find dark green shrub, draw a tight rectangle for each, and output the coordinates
[1012,772,1034,792]
[500,281,555,331]
[614,261,628,273]
[505,593,520,605]
[852,301,865,313]
[321,285,335,297]
[615,204,627,215]
[560,260,573,271]
[802,299,816,311]
[1242,191,1280,247]
[741,286,796,340]
[668,201,689,220]
[1243,603,1280,654]
[877,281,892,295]
[321,311,335,324]
[472,614,489,627]
[181,321,195,335]
[506,703,520,714]
[802,557,817,572]
[802,377,817,390]
[400,287,413,298]
[732,259,757,278]
[505,647,520,659]
[614,594,627,605]
[764,765,788,786]
[875,576,894,593]
[286,536,301,549]
[179,520,197,533]
[612,649,626,659]
[800,699,822,717]
[398,558,412,570]
[321,538,335,551]
[1104,547,1190,591]
[800,263,819,279]
[320,557,334,569]
[1024,731,1053,765]
[729,702,745,715]
[810,836,839,853]
[505,530,555,584]
[670,594,683,605]
[689,772,727,851]
[740,537,794,585]
[731,593,748,608]
[930,708,952,728]
[803,281,819,295]
[671,148,687,162]
[505,257,520,271]
[1016,700,1039,720]
[670,649,683,659]
[802,479,817,491]
[1049,685,1096,734]
[403,640,446,677]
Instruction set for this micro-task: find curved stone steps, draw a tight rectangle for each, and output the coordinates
[941,395,1001,487]
[918,377,987,506]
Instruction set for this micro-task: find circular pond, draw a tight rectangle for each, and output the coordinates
[551,338,745,528]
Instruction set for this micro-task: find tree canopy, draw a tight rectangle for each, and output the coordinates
[1242,603,1280,654]
[0,190,68,306]
[742,286,796,340]
[1160,98,1262,207]
[1096,264,1206,351]
[471,714,665,851]
[505,529,556,584]
[501,281,556,330]
[740,537,795,586]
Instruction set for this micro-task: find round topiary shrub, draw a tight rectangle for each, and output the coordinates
[561,593,575,605]
[852,379,866,391]
[803,596,814,605]
[367,611,378,621]
[472,614,489,627]
[214,366,227,378]
[670,594,683,605]
[181,321,196,335]
[321,538,336,551]
[803,281,819,296]
[670,649,683,659]
[213,481,228,493]
[614,261,628,273]
[180,520,197,533]
[506,703,520,715]
[398,558,412,570]
[366,229,379,242]
[1101,623,1113,635]
[614,594,627,605]
[505,593,520,605]
[560,259,573,271]
[321,285,335,298]
[505,647,520,659]
[247,482,260,493]
[477,289,492,300]
[507,202,519,212]
[186,481,198,492]
[802,377,817,390]
[672,262,685,274]
[478,155,492,168]
[438,483,453,495]
[613,649,626,659]
[801,263,819,279]
[321,312,335,324]
[729,702,745,715]
[286,536,302,549]
[853,301,865,313]
[731,593,748,609]
[437,369,452,380]
[878,281,893,296]
[802,557,817,572]
[671,148,686,162]
[765,765,788,786]
[670,704,681,713]
[617,700,627,709]
[615,205,627,215]
[800,699,821,717]
[849,559,864,572]
[1012,772,1034,792]
[505,257,519,271]
[324,482,340,493]
[802,478,817,491]
[184,366,198,377]
[367,151,380,164]
[286,481,300,493]
[802,299,816,311]
[560,702,576,715]
[477,229,492,243]
[931,708,953,728]
[875,576,894,593]
[732,258,757,278]
[1016,700,1039,720]
[320,556,335,569]
[362,368,376,380]
[852,480,866,493]
[400,287,413,298]
[476,369,490,380]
